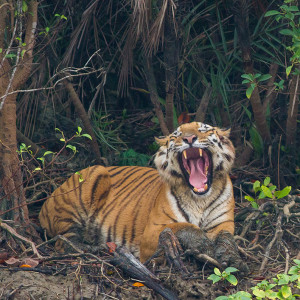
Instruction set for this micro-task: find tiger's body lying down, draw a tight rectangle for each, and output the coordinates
[39,122,248,272]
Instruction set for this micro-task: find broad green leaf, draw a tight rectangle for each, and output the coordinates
[261,186,273,198]
[258,74,272,82]
[208,274,221,284]
[242,79,250,84]
[77,126,82,134]
[280,29,295,36]
[34,167,42,171]
[214,267,222,276]
[241,74,253,81]
[254,73,261,79]
[246,85,255,99]
[281,285,291,298]
[253,180,261,192]
[60,138,65,142]
[245,195,255,202]
[226,274,238,286]
[81,133,92,140]
[265,290,278,299]
[278,274,290,285]
[215,297,229,300]
[225,267,238,273]
[264,177,271,186]
[265,10,280,17]
[274,186,291,199]
[251,202,259,209]
[253,289,266,297]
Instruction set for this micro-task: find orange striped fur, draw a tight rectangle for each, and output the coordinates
[39,122,236,262]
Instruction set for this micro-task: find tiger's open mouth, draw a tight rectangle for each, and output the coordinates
[180,148,212,194]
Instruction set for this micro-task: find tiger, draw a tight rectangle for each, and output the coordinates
[39,122,249,273]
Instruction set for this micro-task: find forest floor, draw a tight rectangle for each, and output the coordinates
[0,176,299,299]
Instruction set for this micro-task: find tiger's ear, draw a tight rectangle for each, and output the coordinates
[216,128,231,138]
[155,136,169,146]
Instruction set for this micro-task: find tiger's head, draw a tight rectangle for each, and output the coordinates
[154,122,235,196]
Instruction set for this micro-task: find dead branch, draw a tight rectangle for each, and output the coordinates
[259,213,283,273]
[109,246,178,300]
[0,220,42,259]
[63,78,103,165]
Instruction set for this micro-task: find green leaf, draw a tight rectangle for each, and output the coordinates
[66,144,77,153]
[245,195,255,202]
[5,53,16,58]
[274,186,291,199]
[81,133,92,140]
[278,274,290,285]
[253,289,266,297]
[281,285,292,298]
[264,177,271,186]
[225,267,238,273]
[208,274,221,284]
[265,10,280,17]
[261,186,273,198]
[279,29,295,36]
[242,79,250,84]
[258,74,272,82]
[226,274,238,286]
[286,65,293,77]
[60,138,65,142]
[214,267,222,276]
[34,167,42,172]
[246,85,255,99]
[75,171,83,182]
[22,0,28,12]
[43,151,54,156]
[77,126,82,134]
[251,202,259,209]
[253,180,261,193]
[241,74,253,81]
[215,297,229,300]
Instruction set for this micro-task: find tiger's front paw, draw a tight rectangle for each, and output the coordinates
[214,232,249,275]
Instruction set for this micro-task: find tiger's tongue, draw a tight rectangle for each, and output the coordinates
[189,158,207,190]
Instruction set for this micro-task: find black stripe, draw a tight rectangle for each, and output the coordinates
[171,189,189,222]
[204,210,231,230]
[170,170,182,178]
[113,169,156,198]
[77,176,88,216]
[106,226,112,242]
[223,153,232,162]
[109,166,133,178]
[90,174,109,206]
[111,167,141,189]
[205,220,234,232]
[163,208,178,223]
[204,179,226,211]
[122,225,127,246]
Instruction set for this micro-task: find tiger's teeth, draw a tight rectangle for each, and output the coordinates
[199,149,202,157]
[193,187,198,192]
[183,150,187,159]
[204,184,208,191]
[205,166,208,175]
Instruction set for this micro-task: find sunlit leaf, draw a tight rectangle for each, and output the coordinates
[264,177,271,186]
[274,186,291,199]
[261,186,273,198]
[208,274,221,284]
[226,274,238,286]
[265,10,280,17]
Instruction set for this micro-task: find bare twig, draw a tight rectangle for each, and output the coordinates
[0,220,42,259]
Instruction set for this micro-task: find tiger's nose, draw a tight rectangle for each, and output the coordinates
[183,135,197,145]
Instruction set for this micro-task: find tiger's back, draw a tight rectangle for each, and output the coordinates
[39,165,163,256]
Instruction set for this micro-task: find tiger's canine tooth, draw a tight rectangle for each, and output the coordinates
[199,148,202,157]
[204,184,208,191]
[183,150,187,159]
[193,187,198,192]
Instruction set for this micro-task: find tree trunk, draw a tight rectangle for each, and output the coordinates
[0,1,38,227]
